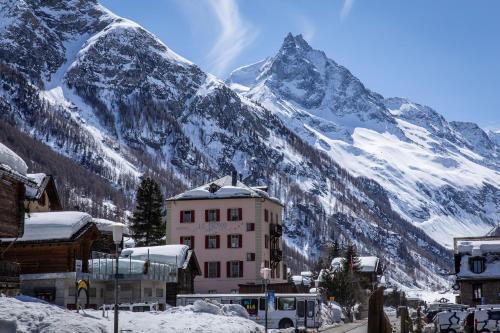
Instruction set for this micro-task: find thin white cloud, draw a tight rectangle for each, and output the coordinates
[340,0,355,20]
[297,16,316,42]
[206,0,258,77]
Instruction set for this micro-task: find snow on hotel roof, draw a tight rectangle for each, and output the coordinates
[121,245,189,267]
[92,218,130,235]
[168,175,282,205]
[455,237,500,280]
[0,211,93,242]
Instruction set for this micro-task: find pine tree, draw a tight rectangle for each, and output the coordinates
[130,177,165,246]
[342,242,361,273]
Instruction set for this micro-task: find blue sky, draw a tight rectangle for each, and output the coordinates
[100,0,500,129]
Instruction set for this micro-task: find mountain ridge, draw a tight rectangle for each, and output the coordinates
[1,1,493,288]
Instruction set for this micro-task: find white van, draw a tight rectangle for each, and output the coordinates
[432,310,468,333]
[472,308,500,333]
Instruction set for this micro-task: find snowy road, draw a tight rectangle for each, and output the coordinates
[320,320,368,333]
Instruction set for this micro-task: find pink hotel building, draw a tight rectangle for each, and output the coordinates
[166,173,286,293]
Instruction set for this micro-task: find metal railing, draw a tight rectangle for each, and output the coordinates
[88,252,177,283]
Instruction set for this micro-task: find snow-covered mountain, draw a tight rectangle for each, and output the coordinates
[0,0,486,288]
[228,33,499,249]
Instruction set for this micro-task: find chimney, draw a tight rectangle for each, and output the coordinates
[231,170,237,186]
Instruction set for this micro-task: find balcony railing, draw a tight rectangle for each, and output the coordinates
[270,224,283,237]
[88,256,177,283]
[271,249,283,262]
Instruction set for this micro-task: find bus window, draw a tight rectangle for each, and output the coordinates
[307,301,315,317]
[259,298,266,311]
[278,297,296,311]
[297,300,305,318]
[241,298,258,316]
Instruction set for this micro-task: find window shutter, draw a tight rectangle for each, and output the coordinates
[191,236,195,250]
[227,235,231,248]
[216,235,220,249]
[204,262,208,278]
[180,236,184,244]
[238,234,242,248]
[205,236,209,249]
[238,208,242,220]
[239,261,243,277]
[216,209,220,221]
[180,211,184,223]
[227,209,231,221]
[226,262,230,278]
[217,262,221,278]
[191,210,195,223]
[205,210,208,222]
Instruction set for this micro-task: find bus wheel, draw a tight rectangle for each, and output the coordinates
[278,318,294,329]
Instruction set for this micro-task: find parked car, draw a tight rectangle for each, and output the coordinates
[425,303,468,323]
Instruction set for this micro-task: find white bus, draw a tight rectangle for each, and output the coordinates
[176,293,322,330]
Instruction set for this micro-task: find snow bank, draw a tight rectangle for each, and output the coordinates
[1,297,263,333]
[121,245,188,266]
[0,143,28,175]
[1,211,92,242]
[0,296,107,333]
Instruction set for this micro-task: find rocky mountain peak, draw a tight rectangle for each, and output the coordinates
[280,33,313,55]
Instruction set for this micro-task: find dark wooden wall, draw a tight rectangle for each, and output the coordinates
[0,175,25,238]
[0,226,98,274]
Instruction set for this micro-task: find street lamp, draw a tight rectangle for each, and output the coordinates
[260,267,271,333]
[112,223,125,333]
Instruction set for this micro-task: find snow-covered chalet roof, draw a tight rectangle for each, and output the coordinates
[455,238,500,280]
[0,211,93,242]
[121,245,189,267]
[168,175,283,206]
[331,256,379,273]
[92,218,130,235]
[455,238,500,256]
[25,173,48,199]
[0,143,28,176]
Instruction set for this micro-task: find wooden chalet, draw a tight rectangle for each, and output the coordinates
[24,173,62,213]
[0,143,34,294]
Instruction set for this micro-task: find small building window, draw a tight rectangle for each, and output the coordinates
[206,235,219,249]
[180,236,195,249]
[246,223,255,231]
[227,261,243,278]
[264,209,269,222]
[471,257,485,274]
[265,234,269,249]
[228,234,242,248]
[205,262,220,278]
[472,284,483,302]
[246,253,256,261]
[144,287,153,297]
[228,208,242,221]
[205,209,220,222]
[180,210,195,223]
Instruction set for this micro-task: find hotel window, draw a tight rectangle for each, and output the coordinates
[227,260,243,278]
[227,208,242,221]
[204,262,221,278]
[472,284,483,302]
[246,223,255,231]
[228,234,242,248]
[246,253,256,261]
[264,260,269,268]
[180,236,195,249]
[265,234,269,249]
[206,235,220,249]
[180,210,195,223]
[471,257,485,274]
[264,209,269,222]
[205,209,220,222]
[144,288,153,297]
